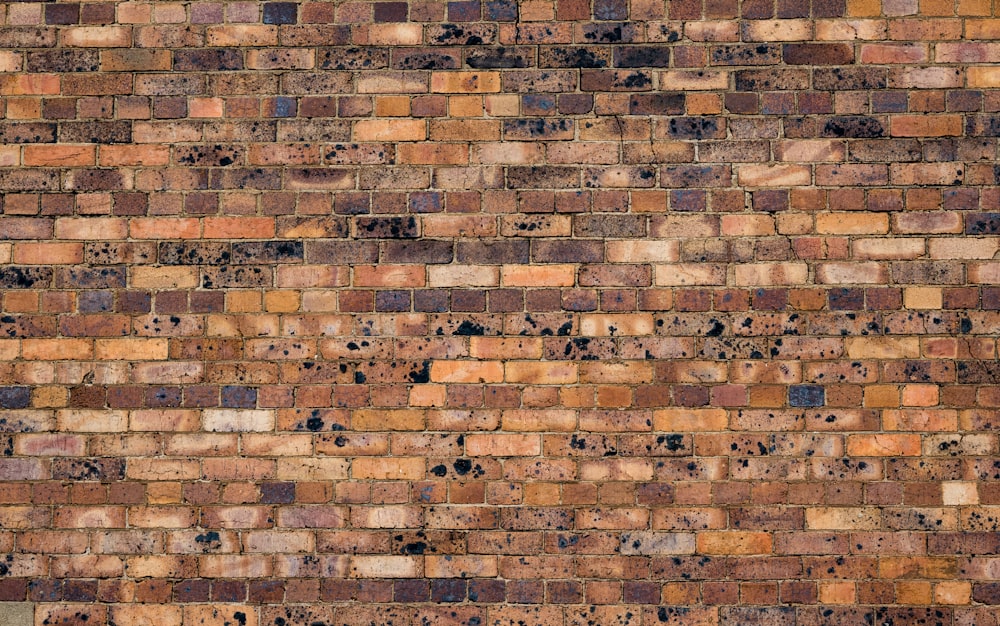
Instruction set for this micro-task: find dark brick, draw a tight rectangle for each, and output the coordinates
[354,216,419,239]
[221,386,258,408]
[466,46,534,69]
[630,93,685,115]
[614,46,672,67]
[820,116,886,138]
[45,4,80,25]
[783,43,854,64]
[382,240,454,264]
[374,2,408,21]
[0,387,31,409]
[665,117,725,140]
[789,385,825,407]
[813,67,887,90]
[28,50,99,73]
[263,2,298,24]
[711,44,781,66]
[532,240,604,263]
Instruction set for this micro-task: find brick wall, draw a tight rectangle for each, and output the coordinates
[1,0,999,624]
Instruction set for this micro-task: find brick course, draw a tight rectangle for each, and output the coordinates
[1,0,1000,623]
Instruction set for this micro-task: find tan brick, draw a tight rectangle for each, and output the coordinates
[23,339,93,362]
[501,409,577,432]
[607,240,679,263]
[904,287,942,310]
[968,66,1000,88]
[354,119,426,141]
[110,606,183,626]
[465,434,540,456]
[501,264,575,287]
[815,262,888,284]
[653,264,727,286]
[183,607,259,626]
[846,337,920,359]
[348,555,421,578]
[654,408,728,431]
[425,555,498,577]
[697,531,772,555]
[806,507,881,530]
[96,338,168,361]
[816,213,888,235]
[55,217,128,240]
[733,263,808,286]
[737,164,811,187]
[580,314,656,336]
[743,19,812,40]
[427,264,497,287]
[131,266,199,289]
[368,24,423,45]
[207,25,278,46]
[430,360,504,384]
[431,71,501,93]
[353,409,426,431]
[203,409,275,432]
[62,26,132,47]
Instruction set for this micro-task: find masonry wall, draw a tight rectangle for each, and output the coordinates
[0,0,999,624]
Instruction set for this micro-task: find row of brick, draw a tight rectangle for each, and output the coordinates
[14,603,1000,626]
[7,19,1000,46]
[5,44,1000,74]
[0,473,994,505]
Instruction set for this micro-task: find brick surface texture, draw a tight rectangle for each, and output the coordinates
[0,0,999,623]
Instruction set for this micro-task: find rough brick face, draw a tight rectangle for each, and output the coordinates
[0,0,999,624]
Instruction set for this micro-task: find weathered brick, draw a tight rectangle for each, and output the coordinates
[0,1,994,618]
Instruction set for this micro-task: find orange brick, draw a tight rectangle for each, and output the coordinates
[203,217,275,239]
[23,145,95,167]
[431,71,501,93]
[430,360,505,384]
[354,119,426,141]
[697,531,772,555]
[505,361,578,385]
[502,264,576,287]
[12,242,83,265]
[353,409,426,431]
[890,115,963,137]
[130,217,201,239]
[846,434,921,456]
[397,143,469,165]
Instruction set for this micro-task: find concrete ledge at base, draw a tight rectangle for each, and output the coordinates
[0,603,33,626]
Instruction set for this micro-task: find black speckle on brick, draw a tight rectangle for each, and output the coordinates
[355,216,419,239]
[822,116,885,138]
[466,47,533,69]
[706,320,725,337]
[0,267,53,289]
[667,117,720,140]
[453,320,486,336]
[966,213,1000,234]
[409,360,431,383]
